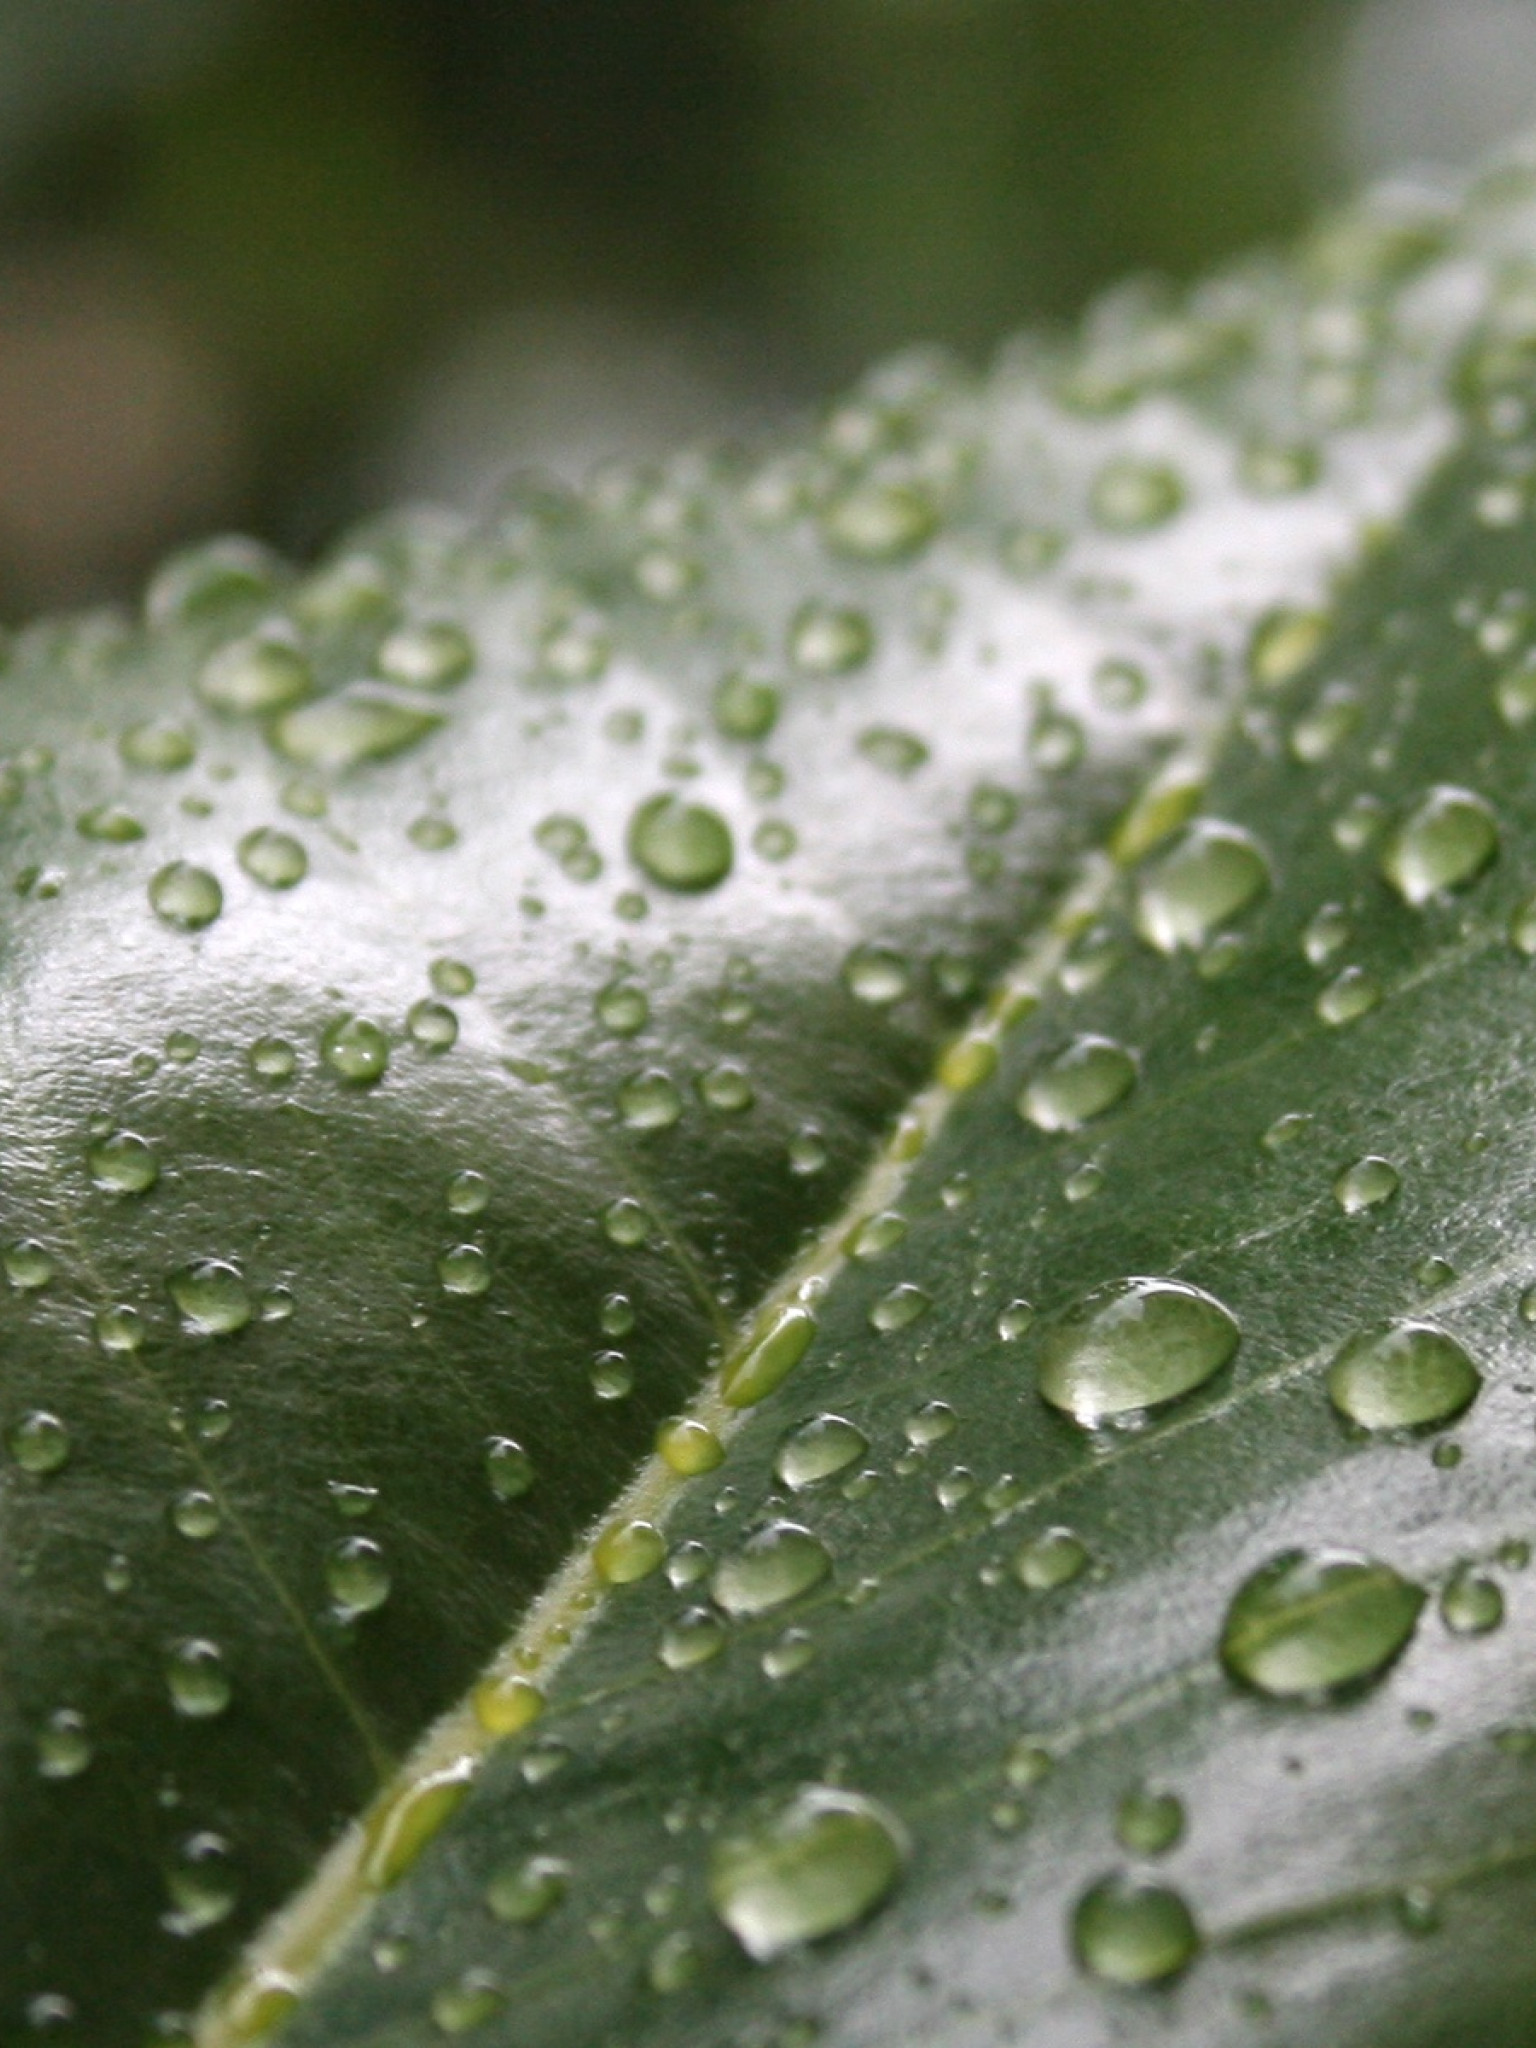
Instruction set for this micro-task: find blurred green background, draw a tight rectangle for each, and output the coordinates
[0,0,1531,615]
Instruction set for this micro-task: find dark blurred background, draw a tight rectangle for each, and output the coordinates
[0,0,1532,617]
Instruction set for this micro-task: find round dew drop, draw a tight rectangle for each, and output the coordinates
[1440,1569,1504,1635]
[843,944,910,1005]
[149,862,223,932]
[709,1787,908,1960]
[437,1245,489,1297]
[660,1607,727,1670]
[321,1015,389,1086]
[1019,1036,1137,1132]
[1090,458,1185,532]
[594,1518,666,1586]
[238,828,307,890]
[1381,786,1499,905]
[10,1410,70,1475]
[169,1260,252,1337]
[1220,1547,1425,1697]
[1135,822,1270,953]
[87,1130,158,1196]
[711,1522,831,1616]
[1072,1875,1200,1986]
[657,1417,726,1475]
[327,1536,392,1615]
[821,481,939,563]
[1013,1527,1089,1591]
[628,795,733,892]
[166,1639,232,1719]
[788,601,874,675]
[1326,1321,1481,1432]
[618,1069,683,1131]
[486,1855,568,1926]
[1038,1276,1238,1427]
[407,999,458,1052]
[376,619,474,691]
[1115,1787,1185,1855]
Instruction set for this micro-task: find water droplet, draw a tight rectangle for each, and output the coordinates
[377,620,474,691]
[1020,1036,1137,1132]
[1091,459,1184,532]
[618,1069,683,1132]
[407,999,458,1053]
[1013,1527,1089,1590]
[150,862,222,932]
[1326,1321,1481,1431]
[1249,607,1326,687]
[843,944,909,1006]
[328,1536,392,1615]
[789,602,874,675]
[1028,708,1084,772]
[1316,965,1381,1027]
[1115,1787,1185,1855]
[198,632,312,716]
[10,1410,69,1474]
[321,1015,389,1086]
[95,1305,143,1353]
[903,1400,955,1446]
[1072,1875,1200,1985]
[709,1787,907,1959]
[431,1970,505,2034]
[647,1929,704,1993]
[1496,659,1536,727]
[171,1489,221,1540]
[484,1436,534,1502]
[775,1415,868,1490]
[4,1241,53,1292]
[87,1130,158,1196]
[1440,1567,1503,1635]
[1381,787,1499,905]
[848,1211,907,1261]
[487,1856,569,1926]
[629,795,733,892]
[121,720,195,772]
[472,1673,544,1736]
[37,1709,92,1780]
[238,828,307,890]
[869,1283,930,1333]
[714,672,781,740]
[596,981,649,1036]
[1005,1739,1052,1789]
[437,1244,489,1297]
[1302,903,1351,965]
[1290,686,1361,763]
[166,1639,232,1718]
[659,1606,727,1669]
[601,1196,650,1247]
[1039,1277,1238,1427]
[76,804,144,843]
[658,1417,726,1475]
[169,1261,252,1337]
[148,534,278,624]
[445,1170,488,1218]
[763,1627,816,1678]
[163,1831,239,1936]
[365,1758,476,1887]
[788,1125,828,1176]
[249,1036,297,1082]
[274,692,442,769]
[1332,1155,1400,1214]
[997,1299,1035,1341]
[858,726,929,777]
[1220,1548,1424,1697]
[1135,823,1270,953]
[722,1304,816,1407]
[711,1522,831,1616]
[822,481,938,562]
[595,1518,666,1585]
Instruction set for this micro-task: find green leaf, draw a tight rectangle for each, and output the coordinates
[7,153,1536,2048]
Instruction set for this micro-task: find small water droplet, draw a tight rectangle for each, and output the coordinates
[4,1240,53,1292]
[709,1787,907,1959]
[1326,1322,1481,1432]
[618,1069,683,1132]
[328,1536,392,1615]
[1290,686,1361,763]
[711,1522,831,1615]
[1333,1155,1400,1214]
[601,1196,650,1247]
[997,1299,1035,1341]
[1381,787,1499,905]
[37,1709,92,1780]
[1302,903,1351,965]
[407,999,458,1053]
[274,691,441,769]
[789,602,874,675]
[95,1305,143,1353]
[150,862,222,932]
[238,828,308,890]
[437,1245,489,1297]
[1440,1568,1503,1636]
[486,1856,569,1926]
[87,1130,158,1196]
[76,804,144,843]
[378,620,474,691]
[629,795,733,892]
[657,1417,726,1475]
[445,1170,488,1218]
[822,481,938,563]
[1072,1875,1199,1985]
[121,720,196,772]
[903,1400,955,1447]
[431,1970,505,2035]
[1013,1527,1088,1590]
[169,1261,252,1337]
[1220,1547,1424,1697]
[775,1415,868,1490]
[166,1639,232,1718]
[1135,823,1270,953]
[595,981,649,1036]
[858,726,929,777]
[1038,1276,1238,1428]
[249,1036,297,1082]
[848,1211,907,1261]
[698,1062,754,1114]
[1115,1787,1185,1855]
[713,672,780,741]
[659,1606,727,1669]
[1020,1036,1137,1132]
[869,1283,930,1333]
[594,1518,667,1586]
[171,1489,221,1541]
[484,1436,534,1501]
[1316,965,1381,1027]
[10,1410,69,1475]
[163,1831,239,1936]
[843,944,910,1005]
[1091,459,1184,532]
[320,1015,389,1086]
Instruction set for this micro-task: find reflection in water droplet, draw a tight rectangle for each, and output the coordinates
[843,945,910,1005]
[485,1436,533,1500]
[997,1299,1035,1341]
[709,1787,907,1960]
[1135,823,1270,954]
[775,1415,868,1490]
[1381,787,1499,905]
[1038,1277,1238,1427]
[377,620,474,691]
[437,1245,489,1297]
[594,1519,666,1585]
[1221,1548,1424,1696]
[172,1489,221,1540]
[869,1283,930,1333]
[1072,1875,1200,1986]
[150,862,223,932]
[1326,1322,1481,1432]
[601,1197,650,1247]
[711,1522,831,1615]
[629,795,733,891]
[1020,1036,1137,1132]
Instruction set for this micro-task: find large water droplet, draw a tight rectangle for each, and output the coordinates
[618,1069,683,1131]
[1013,1527,1089,1590]
[1326,1321,1481,1432]
[1381,787,1499,905]
[721,1304,816,1407]
[150,862,222,932]
[709,1787,907,1960]
[711,1522,831,1615]
[321,1015,389,1086]
[1019,1036,1137,1132]
[274,691,442,768]
[1038,1277,1238,1427]
[1135,823,1270,953]
[169,1260,252,1337]
[1220,1547,1424,1697]
[437,1245,489,1297]
[594,1518,666,1585]
[775,1415,868,1490]
[1072,1875,1199,1985]
[629,795,733,892]
[87,1130,158,1196]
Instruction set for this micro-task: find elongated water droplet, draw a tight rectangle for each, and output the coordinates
[1221,1548,1424,1697]
[77,804,144,843]
[1038,1277,1238,1427]
[275,691,442,769]
[1072,1875,1199,1985]
[629,795,733,892]
[709,1787,907,1959]
[822,482,938,563]
[775,1415,868,1490]
[1326,1321,1481,1431]
[1020,1036,1136,1132]
[150,862,222,932]
[722,1304,816,1407]
[377,620,474,691]
[1381,787,1498,905]
[1135,823,1270,953]
[711,1522,831,1615]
